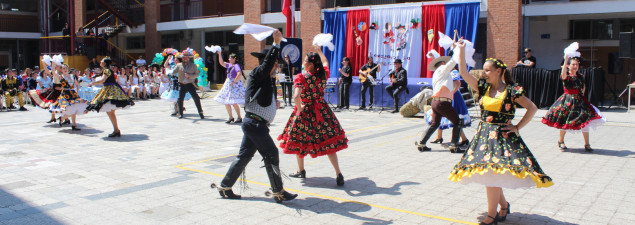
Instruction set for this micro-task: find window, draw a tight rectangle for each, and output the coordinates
[621,19,635,33]
[570,19,615,40]
[126,36,145,49]
[161,34,180,49]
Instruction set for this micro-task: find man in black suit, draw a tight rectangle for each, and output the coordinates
[214,30,297,203]
[385,59,408,113]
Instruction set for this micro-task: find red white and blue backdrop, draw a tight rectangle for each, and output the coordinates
[321,2,480,107]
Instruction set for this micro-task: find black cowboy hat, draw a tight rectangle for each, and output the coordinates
[250,48,270,59]
[394,59,403,64]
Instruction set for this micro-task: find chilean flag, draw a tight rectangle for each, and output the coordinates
[282,0,295,38]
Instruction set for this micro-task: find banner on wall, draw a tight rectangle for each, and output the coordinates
[280,38,302,69]
[368,6,423,79]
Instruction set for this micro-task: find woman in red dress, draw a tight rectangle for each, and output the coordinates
[278,45,349,186]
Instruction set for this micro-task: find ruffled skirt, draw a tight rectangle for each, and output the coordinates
[214,79,246,105]
[29,89,61,109]
[278,100,348,158]
[542,93,605,132]
[86,83,134,113]
[449,121,553,189]
[161,83,191,103]
[49,89,90,116]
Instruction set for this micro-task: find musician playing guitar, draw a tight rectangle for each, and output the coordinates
[385,58,408,113]
[358,56,380,110]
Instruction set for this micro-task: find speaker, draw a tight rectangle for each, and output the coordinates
[619,32,635,59]
[608,52,623,74]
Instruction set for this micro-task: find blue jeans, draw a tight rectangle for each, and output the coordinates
[220,116,283,191]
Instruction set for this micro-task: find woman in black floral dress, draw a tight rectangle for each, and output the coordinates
[278,45,348,186]
[542,55,605,152]
[449,42,553,225]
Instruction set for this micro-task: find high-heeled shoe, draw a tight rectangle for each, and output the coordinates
[498,202,510,222]
[108,131,121,137]
[235,118,242,123]
[289,170,306,178]
[58,117,63,127]
[558,141,567,151]
[479,214,499,225]
[63,119,71,125]
[585,144,593,152]
[47,118,56,123]
[71,126,81,131]
[336,173,345,186]
[225,118,235,124]
[430,138,443,144]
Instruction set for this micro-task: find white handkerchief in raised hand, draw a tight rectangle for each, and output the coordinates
[233,23,287,42]
[438,31,453,50]
[452,40,476,67]
[564,42,581,58]
[205,45,222,53]
[313,33,335,51]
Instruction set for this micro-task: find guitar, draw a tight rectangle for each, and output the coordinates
[359,64,380,83]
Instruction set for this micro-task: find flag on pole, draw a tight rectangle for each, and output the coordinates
[282,0,296,38]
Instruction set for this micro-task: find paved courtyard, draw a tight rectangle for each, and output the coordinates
[1,92,634,225]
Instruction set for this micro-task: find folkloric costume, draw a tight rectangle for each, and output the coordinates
[278,65,348,158]
[215,42,297,203]
[161,56,192,102]
[1,71,27,110]
[174,51,203,119]
[541,66,605,133]
[417,50,463,153]
[49,74,89,116]
[214,62,246,105]
[86,59,134,113]
[449,76,553,189]
[424,70,472,129]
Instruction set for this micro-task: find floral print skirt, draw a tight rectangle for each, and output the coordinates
[214,79,245,105]
[49,89,90,116]
[278,100,348,158]
[86,83,134,113]
[449,121,553,189]
[542,93,605,132]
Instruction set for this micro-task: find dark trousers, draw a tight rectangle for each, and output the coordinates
[339,82,351,108]
[385,84,405,109]
[220,117,284,192]
[177,83,203,115]
[420,99,462,145]
[360,82,374,107]
[281,82,293,105]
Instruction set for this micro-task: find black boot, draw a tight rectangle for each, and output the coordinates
[264,158,297,203]
[416,125,439,152]
[219,157,252,190]
[449,120,464,153]
[211,183,241,199]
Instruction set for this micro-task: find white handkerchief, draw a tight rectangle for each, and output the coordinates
[42,55,52,66]
[313,33,335,51]
[52,54,64,66]
[233,23,286,42]
[205,45,222,53]
[452,40,476,67]
[564,42,581,58]
[438,31,453,50]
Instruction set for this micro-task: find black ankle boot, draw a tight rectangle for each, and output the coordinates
[211,183,241,199]
[417,125,439,151]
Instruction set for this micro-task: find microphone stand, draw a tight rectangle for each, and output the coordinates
[378,69,392,114]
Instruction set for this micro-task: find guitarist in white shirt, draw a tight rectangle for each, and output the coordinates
[358,56,380,110]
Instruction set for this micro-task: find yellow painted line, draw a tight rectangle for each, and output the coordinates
[175,165,477,225]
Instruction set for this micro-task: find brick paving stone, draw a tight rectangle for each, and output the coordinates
[1,97,635,224]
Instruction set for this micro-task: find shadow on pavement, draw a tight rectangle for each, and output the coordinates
[101,133,149,142]
[563,147,635,157]
[0,188,64,224]
[240,196,393,224]
[477,211,575,224]
[58,127,104,137]
[300,176,420,197]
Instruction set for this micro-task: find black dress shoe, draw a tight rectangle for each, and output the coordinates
[71,126,81,131]
[19,106,28,111]
[289,170,306,178]
[431,138,443,144]
[449,144,465,153]
[225,118,234,124]
[108,131,121,137]
[63,119,71,125]
[235,118,242,123]
[269,190,298,203]
[358,106,366,110]
[336,173,344,186]
[47,118,57,123]
[179,114,184,119]
[390,109,399,113]
[170,112,177,117]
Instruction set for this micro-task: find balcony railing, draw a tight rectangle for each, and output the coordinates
[160,0,244,22]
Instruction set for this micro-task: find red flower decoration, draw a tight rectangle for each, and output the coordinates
[486,116,494,122]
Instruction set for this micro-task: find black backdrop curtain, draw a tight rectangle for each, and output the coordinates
[511,67,605,108]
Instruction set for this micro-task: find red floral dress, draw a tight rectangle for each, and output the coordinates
[542,73,604,130]
[278,67,348,158]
